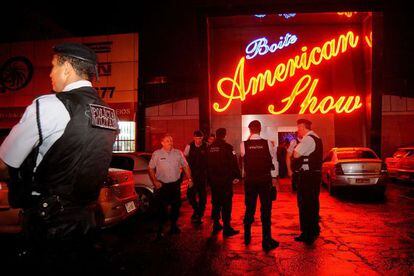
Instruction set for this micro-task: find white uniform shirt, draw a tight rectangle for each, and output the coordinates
[240,134,274,158]
[0,80,92,169]
[294,130,319,170]
[148,148,189,183]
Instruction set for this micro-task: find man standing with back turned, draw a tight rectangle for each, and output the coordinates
[207,128,241,237]
[0,43,118,272]
[241,120,279,251]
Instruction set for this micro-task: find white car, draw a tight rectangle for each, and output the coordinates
[322,147,387,196]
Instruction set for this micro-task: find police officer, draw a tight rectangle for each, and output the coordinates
[241,120,279,251]
[287,132,303,191]
[292,119,323,244]
[149,134,192,238]
[184,130,208,224]
[0,43,118,270]
[207,128,240,236]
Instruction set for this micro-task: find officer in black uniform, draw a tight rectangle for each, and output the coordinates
[207,128,241,236]
[0,43,117,272]
[241,120,279,251]
[184,130,208,224]
[292,119,323,244]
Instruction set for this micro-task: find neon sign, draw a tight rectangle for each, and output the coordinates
[245,33,298,60]
[365,32,372,48]
[337,12,358,18]
[214,31,362,114]
[254,14,266,18]
[268,75,362,114]
[278,13,296,19]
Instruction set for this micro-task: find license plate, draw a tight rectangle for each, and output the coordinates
[125,201,136,213]
[355,178,370,184]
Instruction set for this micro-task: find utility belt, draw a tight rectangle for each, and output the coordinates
[296,168,321,174]
[23,194,95,222]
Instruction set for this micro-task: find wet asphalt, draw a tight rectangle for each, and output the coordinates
[1,179,413,275]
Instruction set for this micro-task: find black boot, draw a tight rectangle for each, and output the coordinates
[262,224,278,250]
[223,226,239,237]
[262,237,279,251]
[244,225,251,245]
[212,221,223,235]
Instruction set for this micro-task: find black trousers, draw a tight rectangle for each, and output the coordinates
[297,171,321,236]
[243,178,273,238]
[187,176,207,217]
[19,208,109,275]
[155,180,181,229]
[210,180,233,227]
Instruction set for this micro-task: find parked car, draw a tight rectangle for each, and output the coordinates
[0,168,138,233]
[321,147,387,196]
[111,152,189,214]
[385,147,414,182]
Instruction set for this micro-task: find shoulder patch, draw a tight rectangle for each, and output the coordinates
[89,104,117,130]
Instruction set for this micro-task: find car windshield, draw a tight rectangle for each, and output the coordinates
[110,156,134,171]
[337,150,377,160]
[393,149,411,158]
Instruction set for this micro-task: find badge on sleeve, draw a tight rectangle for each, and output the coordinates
[89,104,117,130]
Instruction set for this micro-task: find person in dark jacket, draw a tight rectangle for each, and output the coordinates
[207,128,241,237]
[184,130,208,224]
[0,42,118,273]
[292,119,323,244]
[241,120,279,251]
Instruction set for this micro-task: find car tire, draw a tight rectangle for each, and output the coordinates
[328,178,336,196]
[374,186,386,200]
[135,187,154,215]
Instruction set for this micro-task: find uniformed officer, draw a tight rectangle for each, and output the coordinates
[292,119,323,244]
[207,133,216,146]
[287,132,303,191]
[0,43,118,271]
[184,130,208,224]
[149,134,192,238]
[207,128,241,236]
[241,120,279,251]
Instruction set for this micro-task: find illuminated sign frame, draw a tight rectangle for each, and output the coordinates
[213,31,365,115]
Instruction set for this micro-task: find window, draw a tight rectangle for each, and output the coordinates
[113,121,136,152]
[337,150,377,160]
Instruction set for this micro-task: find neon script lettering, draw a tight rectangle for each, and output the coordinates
[245,33,298,60]
[214,31,361,114]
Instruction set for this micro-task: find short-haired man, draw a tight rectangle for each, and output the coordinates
[149,134,192,238]
[207,128,241,236]
[0,42,118,270]
[184,130,208,224]
[241,120,279,251]
[292,119,323,244]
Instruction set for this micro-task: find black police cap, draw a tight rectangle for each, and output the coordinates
[53,42,97,65]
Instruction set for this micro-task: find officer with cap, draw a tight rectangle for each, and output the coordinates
[0,42,118,270]
[292,119,323,244]
[207,128,241,236]
[241,120,279,251]
[184,130,208,224]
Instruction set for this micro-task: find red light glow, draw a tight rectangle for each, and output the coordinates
[213,31,361,114]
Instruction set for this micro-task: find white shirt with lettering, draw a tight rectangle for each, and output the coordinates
[0,80,92,169]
